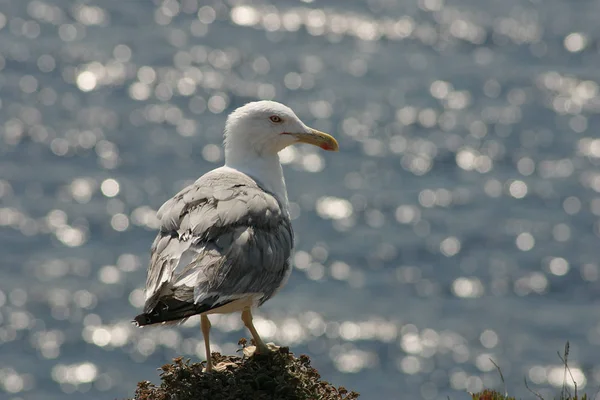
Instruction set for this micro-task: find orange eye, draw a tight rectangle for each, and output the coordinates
[269,115,283,123]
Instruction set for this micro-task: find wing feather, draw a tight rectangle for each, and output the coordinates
[138,168,293,325]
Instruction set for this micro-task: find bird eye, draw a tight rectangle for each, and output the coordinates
[269,115,283,123]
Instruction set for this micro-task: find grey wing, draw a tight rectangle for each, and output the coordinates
[141,170,293,320]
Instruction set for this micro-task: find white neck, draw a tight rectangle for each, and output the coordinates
[224,149,289,214]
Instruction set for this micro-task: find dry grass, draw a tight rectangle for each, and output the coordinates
[472,342,591,400]
[471,390,589,400]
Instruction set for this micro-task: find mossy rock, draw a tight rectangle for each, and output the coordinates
[133,342,359,400]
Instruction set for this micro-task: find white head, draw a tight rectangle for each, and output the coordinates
[223,101,338,162]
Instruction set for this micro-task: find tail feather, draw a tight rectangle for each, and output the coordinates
[133,296,233,326]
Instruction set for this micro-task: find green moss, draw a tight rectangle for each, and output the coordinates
[132,341,359,400]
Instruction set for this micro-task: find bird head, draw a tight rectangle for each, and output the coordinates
[224,101,338,158]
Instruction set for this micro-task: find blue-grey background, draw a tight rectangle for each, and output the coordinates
[1,0,600,399]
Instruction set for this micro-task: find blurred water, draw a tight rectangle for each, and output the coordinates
[1,0,600,399]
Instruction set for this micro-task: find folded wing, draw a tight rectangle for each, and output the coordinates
[135,169,293,326]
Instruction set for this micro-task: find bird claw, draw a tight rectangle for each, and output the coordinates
[265,342,280,351]
[202,361,238,373]
[214,361,238,372]
[242,342,279,358]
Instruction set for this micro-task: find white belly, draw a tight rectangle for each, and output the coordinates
[204,294,261,315]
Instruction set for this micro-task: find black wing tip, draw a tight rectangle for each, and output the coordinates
[132,314,152,327]
[132,298,232,327]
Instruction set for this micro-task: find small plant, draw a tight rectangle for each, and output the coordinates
[471,389,516,400]
[471,342,591,400]
[471,389,590,400]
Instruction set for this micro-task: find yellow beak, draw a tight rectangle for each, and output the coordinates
[292,128,339,151]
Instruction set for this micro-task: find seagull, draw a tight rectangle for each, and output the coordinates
[133,101,338,371]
